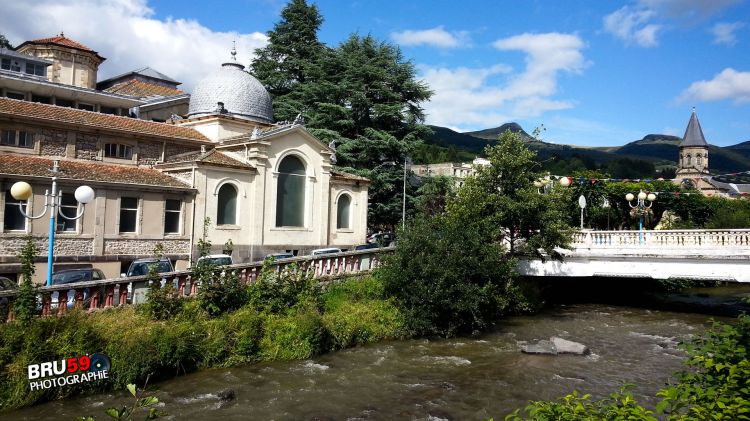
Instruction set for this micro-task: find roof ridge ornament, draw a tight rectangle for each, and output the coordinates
[231,40,237,62]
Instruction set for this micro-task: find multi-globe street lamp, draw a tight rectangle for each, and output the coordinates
[626,190,656,243]
[9,162,95,286]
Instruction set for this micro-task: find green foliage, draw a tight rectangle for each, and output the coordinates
[78,381,165,421]
[506,387,657,421]
[247,261,321,314]
[0,276,399,411]
[657,313,750,420]
[14,235,39,323]
[197,269,248,317]
[448,130,573,259]
[196,217,212,258]
[144,245,182,321]
[251,2,432,229]
[414,175,453,216]
[705,196,750,229]
[380,214,527,337]
[0,34,11,49]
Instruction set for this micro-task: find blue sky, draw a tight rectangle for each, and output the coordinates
[2,0,749,147]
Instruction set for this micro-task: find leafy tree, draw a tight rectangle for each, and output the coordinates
[0,34,12,50]
[13,235,39,323]
[448,130,573,259]
[414,175,454,216]
[251,2,433,229]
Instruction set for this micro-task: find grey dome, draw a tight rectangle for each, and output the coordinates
[188,62,273,124]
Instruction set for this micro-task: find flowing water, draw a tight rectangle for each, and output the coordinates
[4,301,740,421]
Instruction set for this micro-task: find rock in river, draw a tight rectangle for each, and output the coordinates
[520,337,589,356]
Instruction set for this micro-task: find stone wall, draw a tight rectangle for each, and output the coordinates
[40,129,67,156]
[0,237,92,257]
[138,141,162,166]
[165,144,199,160]
[75,133,99,160]
[103,239,190,256]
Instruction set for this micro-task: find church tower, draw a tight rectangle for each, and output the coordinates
[676,109,710,185]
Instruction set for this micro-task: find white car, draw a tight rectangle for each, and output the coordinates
[196,254,234,267]
[310,247,343,256]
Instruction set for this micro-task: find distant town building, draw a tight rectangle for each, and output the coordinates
[0,34,368,283]
[411,157,490,186]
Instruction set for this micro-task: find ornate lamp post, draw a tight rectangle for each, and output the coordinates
[626,190,656,244]
[10,162,95,286]
[534,176,571,193]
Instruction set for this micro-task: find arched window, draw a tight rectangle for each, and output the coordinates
[337,194,351,229]
[217,184,237,225]
[686,154,692,166]
[696,154,703,166]
[276,155,306,227]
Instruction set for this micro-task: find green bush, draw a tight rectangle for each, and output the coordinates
[144,282,183,321]
[247,261,321,314]
[322,300,403,349]
[380,214,530,337]
[506,387,657,421]
[197,267,248,317]
[259,310,325,360]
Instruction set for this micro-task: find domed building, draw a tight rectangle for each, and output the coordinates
[160,59,370,261]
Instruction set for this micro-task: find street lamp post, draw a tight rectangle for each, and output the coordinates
[10,162,95,286]
[626,190,656,244]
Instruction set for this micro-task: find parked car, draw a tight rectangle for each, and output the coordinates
[196,254,234,267]
[50,268,105,309]
[367,232,396,246]
[311,247,343,256]
[0,276,17,321]
[265,252,295,260]
[123,258,174,277]
[354,243,380,251]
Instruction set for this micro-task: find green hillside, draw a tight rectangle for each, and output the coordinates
[424,123,750,176]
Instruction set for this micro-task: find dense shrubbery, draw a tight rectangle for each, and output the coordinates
[0,276,404,412]
[506,310,750,420]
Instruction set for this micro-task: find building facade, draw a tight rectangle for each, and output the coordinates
[0,35,369,283]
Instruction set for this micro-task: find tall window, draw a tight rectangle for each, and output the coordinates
[686,154,692,166]
[337,194,351,229]
[4,190,26,231]
[119,197,138,233]
[104,143,133,159]
[57,193,78,232]
[697,154,703,166]
[164,199,181,234]
[24,63,45,76]
[217,184,237,225]
[276,155,306,227]
[1,130,31,148]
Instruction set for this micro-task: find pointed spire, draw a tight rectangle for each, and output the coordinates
[230,40,237,61]
[680,108,708,147]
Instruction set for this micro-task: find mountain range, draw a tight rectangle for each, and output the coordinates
[425,123,750,174]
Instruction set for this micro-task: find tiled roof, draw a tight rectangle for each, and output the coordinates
[0,97,209,142]
[27,35,96,53]
[0,155,192,189]
[100,67,181,85]
[161,149,252,168]
[103,79,184,98]
[681,110,708,148]
[331,170,370,183]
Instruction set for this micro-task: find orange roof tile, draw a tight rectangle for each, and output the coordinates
[0,97,209,143]
[29,35,96,53]
[103,79,184,98]
[0,155,192,189]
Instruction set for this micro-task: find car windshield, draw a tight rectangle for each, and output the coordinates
[312,249,340,255]
[198,257,232,266]
[52,271,89,284]
[129,261,172,276]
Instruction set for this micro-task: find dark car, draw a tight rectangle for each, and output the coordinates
[0,276,17,321]
[367,232,396,247]
[354,243,380,251]
[50,268,106,309]
[265,252,295,260]
[124,258,174,277]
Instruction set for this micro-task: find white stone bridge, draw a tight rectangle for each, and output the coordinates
[518,229,750,283]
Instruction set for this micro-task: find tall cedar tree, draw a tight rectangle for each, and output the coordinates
[0,34,11,49]
[251,1,432,229]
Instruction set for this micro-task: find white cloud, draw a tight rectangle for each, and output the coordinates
[678,68,750,104]
[603,0,740,47]
[603,6,661,47]
[390,26,468,48]
[0,0,268,91]
[712,22,744,45]
[419,32,588,131]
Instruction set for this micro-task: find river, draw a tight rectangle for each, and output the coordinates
[6,294,745,421]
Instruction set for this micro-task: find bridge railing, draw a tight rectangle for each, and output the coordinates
[0,247,394,322]
[572,229,750,248]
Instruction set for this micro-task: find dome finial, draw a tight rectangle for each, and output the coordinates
[231,40,237,62]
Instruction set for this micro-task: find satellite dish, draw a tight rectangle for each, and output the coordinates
[578,195,587,209]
